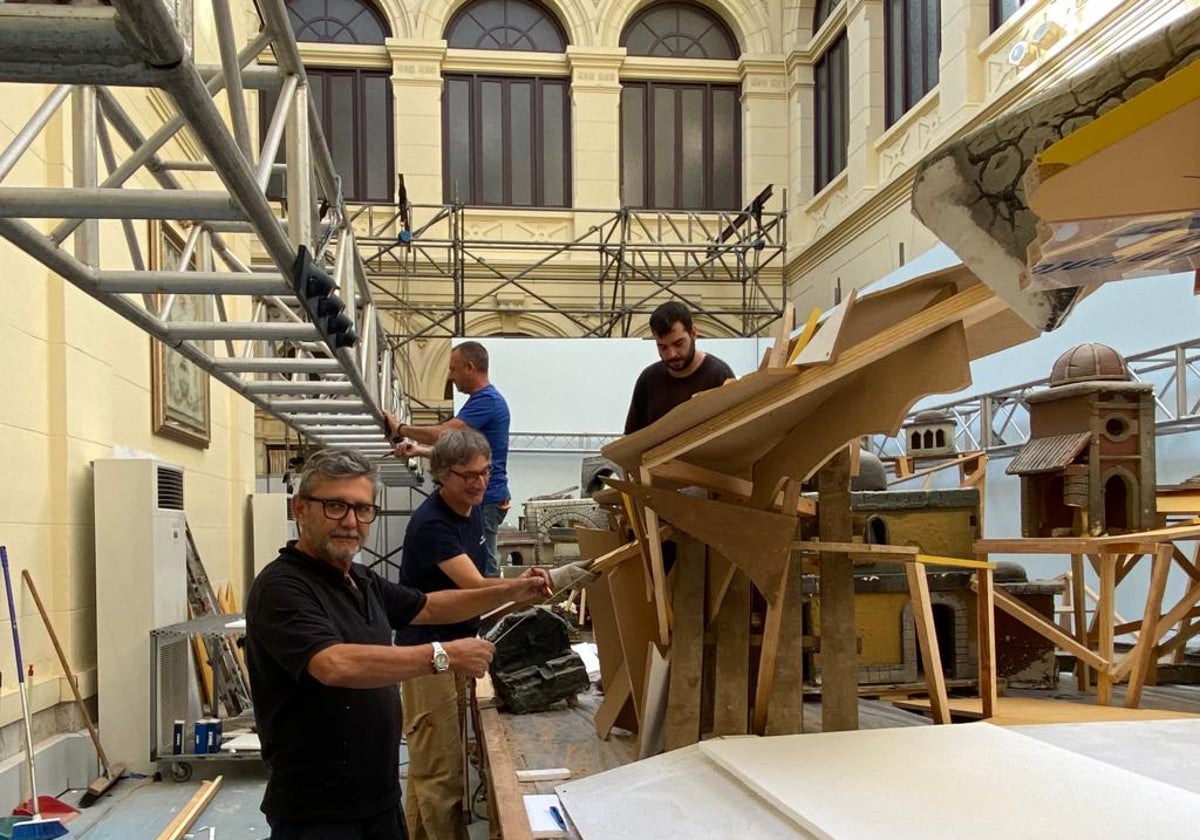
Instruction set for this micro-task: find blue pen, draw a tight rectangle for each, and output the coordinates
[548,804,568,833]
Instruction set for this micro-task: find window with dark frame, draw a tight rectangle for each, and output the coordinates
[813,0,841,32]
[990,0,1025,31]
[620,3,741,211]
[274,0,394,203]
[813,32,848,193]
[442,0,572,207]
[261,68,394,204]
[884,0,941,126]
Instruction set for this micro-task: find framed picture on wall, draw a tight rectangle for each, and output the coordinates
[150,220,211,448]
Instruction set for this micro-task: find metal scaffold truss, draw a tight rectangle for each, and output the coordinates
[0,0,415,484]
[869,339,1200,460]
[352,183,788,351]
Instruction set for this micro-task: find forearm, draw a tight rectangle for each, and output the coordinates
[308,642,434,688]
[419,581,524,624]
[398,422,452,445]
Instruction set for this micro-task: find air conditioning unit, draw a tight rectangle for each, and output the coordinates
[94,458,191,773]
[249,492,295,590]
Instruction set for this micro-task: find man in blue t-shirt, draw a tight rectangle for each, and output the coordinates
[386,341,511,576]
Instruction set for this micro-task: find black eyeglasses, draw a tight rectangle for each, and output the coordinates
[302,496,380,524]
[449,467,492,483]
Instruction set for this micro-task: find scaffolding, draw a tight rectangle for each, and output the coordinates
[352,183,788,352]
[0,0,415,483]
[870,338,1200,460]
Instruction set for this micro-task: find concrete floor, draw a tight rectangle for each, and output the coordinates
[54,736,493,838]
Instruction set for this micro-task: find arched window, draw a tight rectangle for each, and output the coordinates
[935,429,945,448]
[885,0,940,126]
[287,0,389,44]
[620,3,741,210]
[865,516,889,545]
[923,429,934,449]
[443,0,572,207]
[267,0,394,203]
[911,431,921,450]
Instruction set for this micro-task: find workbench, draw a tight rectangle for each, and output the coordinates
[475,687,635,840]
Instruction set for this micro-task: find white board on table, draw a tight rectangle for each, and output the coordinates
[700,722,1200,840]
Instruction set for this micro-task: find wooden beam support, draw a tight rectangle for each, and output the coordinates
[1097,556,1116,705]
[155,776,223,840]
[978,581,1111,672]
[752,564,791,735]
[712,565,751,736]
[1123,543,1172,707]
[817,448,858,732]
[975,566,997,719]
[664,536,706,750]
[906,562,951,724]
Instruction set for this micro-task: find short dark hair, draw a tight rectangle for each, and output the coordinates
[649,301,693,337]
[453,341,489,373]
[295,448,379,497]
[429,428,492,485]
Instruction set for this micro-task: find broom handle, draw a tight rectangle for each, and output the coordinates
[1,547,41,818]
[22,570,112,775]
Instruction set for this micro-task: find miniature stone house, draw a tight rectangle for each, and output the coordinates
[903,409,958,460]
[804,451,1058,689]
[1007,343,1156,537]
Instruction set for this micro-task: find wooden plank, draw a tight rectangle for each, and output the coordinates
[767,302,796,368]
[817,449,858,733]
[640,284,999,470]
[574,528,625,692]
[706,550,735,626]
[794,290,858,367]
[1172,545,1200,584]
[795,541,918,556]
[749,324,972,507]
[1071,554,1091,691]
[155,776,223,840]
[752,564,791,736]
[976,566,997,719]
[638,641,670,759]
[893,695,1197,725]
[787,306,823,364]
[593,663,633,740]
[1098,555,1116,705]
[620,491,656,602]
[608,480,796,606]
[648,460,817,516]
[906,562,951,725]
[664,536,706,751]
[480,708,535,840]
[607,552,659,728]
[1123,543,1172,707]
[766,556,805,736]
[712,567,750,736]
[980,581,1111,672]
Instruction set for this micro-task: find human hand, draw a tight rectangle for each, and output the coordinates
[512,568,552,602]
[443,637,495,678]
[394,439,418,459]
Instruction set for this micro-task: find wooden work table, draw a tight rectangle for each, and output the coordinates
[475,686,636,840]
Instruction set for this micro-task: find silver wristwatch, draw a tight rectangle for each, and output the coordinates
[431,641,450,674]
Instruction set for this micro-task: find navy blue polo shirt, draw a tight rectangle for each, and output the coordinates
[245,543,427,823]
[395,492,486,645]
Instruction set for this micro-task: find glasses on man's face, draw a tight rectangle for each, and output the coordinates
[450,467,492,484]
[302,496,380,524]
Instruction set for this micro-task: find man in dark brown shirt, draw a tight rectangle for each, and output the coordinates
[624,301,735,434]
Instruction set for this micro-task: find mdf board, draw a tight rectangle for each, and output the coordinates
[700,723,1200,840]
[556,745,815,840]
[664,536,706,750]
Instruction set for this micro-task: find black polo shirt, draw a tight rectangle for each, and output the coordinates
[245,543,427,823]
[395,492,487,646]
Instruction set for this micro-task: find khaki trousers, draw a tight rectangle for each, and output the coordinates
[402,671,469,840]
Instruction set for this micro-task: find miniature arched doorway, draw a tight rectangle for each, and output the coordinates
[864,515,889,545]
[1103,471,1136,533]
[914,602,957,678]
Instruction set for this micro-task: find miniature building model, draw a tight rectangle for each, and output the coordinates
[903,409,958,459]
[1007,343,1156,537]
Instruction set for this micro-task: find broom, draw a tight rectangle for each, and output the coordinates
[0,547,69,840]
[21,571,124,807]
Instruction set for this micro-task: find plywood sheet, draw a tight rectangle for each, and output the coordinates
[700,723,1200,840]
[892,695,1197,726]
[556,745,815,840]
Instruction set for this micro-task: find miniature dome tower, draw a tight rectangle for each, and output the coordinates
[1006,343,1156,536]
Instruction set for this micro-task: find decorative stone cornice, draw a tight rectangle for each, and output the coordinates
[442,48,570,76]
[619,56,741,83]
[296,42,391,69]
[567,46,625,91]
[739,55,788,98]
[386,39,447,84]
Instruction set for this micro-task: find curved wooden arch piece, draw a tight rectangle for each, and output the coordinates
[607,480,796,604]
[750,323,971,508]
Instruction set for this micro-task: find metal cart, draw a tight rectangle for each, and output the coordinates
[149,613,259,781]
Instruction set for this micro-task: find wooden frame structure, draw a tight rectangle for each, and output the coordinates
[974,523,1200,712]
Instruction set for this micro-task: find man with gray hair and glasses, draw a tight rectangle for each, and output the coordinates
[246,447,549,840]
[394,428,526,840]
